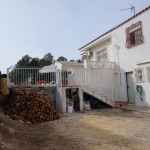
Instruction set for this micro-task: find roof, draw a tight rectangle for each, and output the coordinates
[56,61,83,66]
[39,64,57,73]
[79,5,150,50]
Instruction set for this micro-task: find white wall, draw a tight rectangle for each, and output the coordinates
[55,62,62,70]
[110,10,150,105]
[111,10,150,72]
[134,63,150,106]
[83,9,150,105]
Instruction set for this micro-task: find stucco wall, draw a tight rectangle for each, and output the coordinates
[110,10,150,105]
[133,63,150,106]
[84,9,150,105]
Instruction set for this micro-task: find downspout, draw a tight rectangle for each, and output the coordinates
[115,45,122,86]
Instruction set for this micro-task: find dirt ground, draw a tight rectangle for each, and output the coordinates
[0,107,150,150]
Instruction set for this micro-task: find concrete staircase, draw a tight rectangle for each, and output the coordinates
[81,85,114,107]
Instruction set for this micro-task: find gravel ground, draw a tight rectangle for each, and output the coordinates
[0,107,150,150]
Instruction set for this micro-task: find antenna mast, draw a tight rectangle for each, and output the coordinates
[120,4,135,16]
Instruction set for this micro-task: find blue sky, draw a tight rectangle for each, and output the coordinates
[0,0,150,73]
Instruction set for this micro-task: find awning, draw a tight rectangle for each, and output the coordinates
[39,64,57,73]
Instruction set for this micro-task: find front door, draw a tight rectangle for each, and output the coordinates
[126,72,135,104]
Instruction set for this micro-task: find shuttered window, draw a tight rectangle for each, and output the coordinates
[134,68,144,82]
[147,66,150,81]
[126,21,143,48]
[96,48,107,61]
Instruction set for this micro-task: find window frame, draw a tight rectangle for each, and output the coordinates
[125,21,143,48]
[134,68,145,83]
[146,66,150,82]
[96,48,108,61]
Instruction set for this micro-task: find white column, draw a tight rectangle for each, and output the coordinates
[79,87,83,111]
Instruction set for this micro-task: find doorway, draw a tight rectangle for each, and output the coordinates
[126,72,135,104]
[66,88,80,111]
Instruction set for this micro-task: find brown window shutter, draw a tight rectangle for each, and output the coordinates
[125,21,143,48]
[125,28,130,48]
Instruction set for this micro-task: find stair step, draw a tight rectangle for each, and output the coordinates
[97,94,102,100]
[81,85,113,107]
[92,91,98,96]
[102,96,106,102]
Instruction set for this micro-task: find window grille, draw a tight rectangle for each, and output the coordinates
[146,66,150,81]
[126,21,143,48]
[96,48,107,61]
[134,68,144,82]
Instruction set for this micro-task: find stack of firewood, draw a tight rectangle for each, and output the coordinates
[6,89,59,123]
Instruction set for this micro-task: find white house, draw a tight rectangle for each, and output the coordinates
[79,6,150,107]
[7,6,150,113]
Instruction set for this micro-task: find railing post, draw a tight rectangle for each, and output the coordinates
[7,66,13,88]
[112,86,115,108]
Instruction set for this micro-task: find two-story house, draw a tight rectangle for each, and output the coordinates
[79,6,150,107]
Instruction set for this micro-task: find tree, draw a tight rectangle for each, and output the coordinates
[30,57,40,67]
[57,56,67,61]
[12,52,54,85]
[43,53,53,62]
[39,53,53,67]
[16,55,32,68]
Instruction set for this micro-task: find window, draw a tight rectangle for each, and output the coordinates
[146,66,150,81]
[134,68,144,82]
[126,21,143,48]
[96,48,107,61]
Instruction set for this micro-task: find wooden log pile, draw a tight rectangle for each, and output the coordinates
[6,88,59,123]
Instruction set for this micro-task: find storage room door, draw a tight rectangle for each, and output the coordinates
[126,72,135,104]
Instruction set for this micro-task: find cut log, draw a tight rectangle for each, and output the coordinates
[6,88,59,123]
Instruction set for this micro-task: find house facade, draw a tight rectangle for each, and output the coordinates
[79,6,150,106]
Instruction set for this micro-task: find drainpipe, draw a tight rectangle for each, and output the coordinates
[115,45,122,86]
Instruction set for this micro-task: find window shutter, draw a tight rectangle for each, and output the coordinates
[125,28,130,48]
[125,21,143,48]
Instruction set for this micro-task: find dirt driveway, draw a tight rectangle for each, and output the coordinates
[0,108,150,150]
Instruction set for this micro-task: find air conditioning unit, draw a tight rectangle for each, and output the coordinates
[86,50,93,58]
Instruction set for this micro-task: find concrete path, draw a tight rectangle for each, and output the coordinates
[116,104,150,115]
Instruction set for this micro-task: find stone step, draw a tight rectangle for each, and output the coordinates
[81,86,114,107]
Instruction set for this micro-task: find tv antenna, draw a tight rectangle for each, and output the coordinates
[120,4,135,16]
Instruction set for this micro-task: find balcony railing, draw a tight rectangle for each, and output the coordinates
[88,61,116,69]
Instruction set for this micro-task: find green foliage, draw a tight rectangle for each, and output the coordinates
[57,56,67,61]
[12,53,54,84]
[30,58,40,67]
[43,53,53,62]
[16,55,32,68]
[15,53,53,68]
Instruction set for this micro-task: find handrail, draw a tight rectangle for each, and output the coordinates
[72,68,114,101]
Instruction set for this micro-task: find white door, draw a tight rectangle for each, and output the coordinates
[126,72,135,104]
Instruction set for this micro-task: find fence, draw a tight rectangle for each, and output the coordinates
[72,68,115,100]
[7,67,57,86]
[7,67,79,87]
[7,65,115,101]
